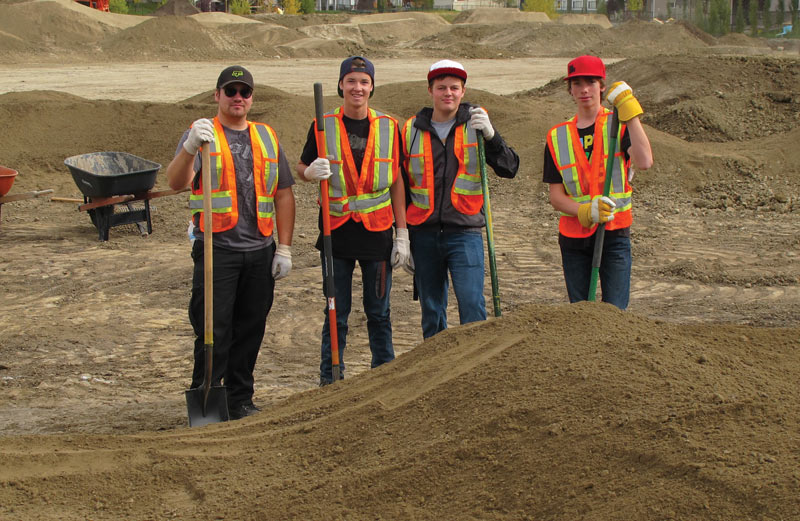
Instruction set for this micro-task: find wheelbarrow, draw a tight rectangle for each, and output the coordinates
[64,151,163,241]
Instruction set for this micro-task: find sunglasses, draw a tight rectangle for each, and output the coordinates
[222,85,253,99]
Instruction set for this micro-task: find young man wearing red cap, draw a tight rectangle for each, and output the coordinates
[543,55,653,309]
[401,59,519,339]
[297,56,408,386]
[166,65,297,420]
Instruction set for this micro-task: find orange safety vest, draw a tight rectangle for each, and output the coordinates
[189,117,281,236]
[546,108,632,238]
[317,107,399,232]
[401,116,483,225]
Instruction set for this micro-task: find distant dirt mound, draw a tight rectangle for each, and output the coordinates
[188,10,261,25]
[557,13,612,28]
[100,15,243,60]
[607,55,800,141]
[349,11,448,25]
[354,15,451,47]
[453,7,551,24]
[153,0,199,16]
[0,0,119,49]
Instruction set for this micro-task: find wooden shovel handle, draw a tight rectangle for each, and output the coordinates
[201,145,214,346]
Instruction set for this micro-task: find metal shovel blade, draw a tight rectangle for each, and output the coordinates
[185,384,229,427]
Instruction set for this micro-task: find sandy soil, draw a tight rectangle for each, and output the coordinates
[0,2,799,520]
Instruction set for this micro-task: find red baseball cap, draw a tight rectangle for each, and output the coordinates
[564,55,606,80]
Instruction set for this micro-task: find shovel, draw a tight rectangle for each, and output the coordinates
[476,130,501,317]
[185,143,229,426]
[313,82,342,384]
[588,107,619,302]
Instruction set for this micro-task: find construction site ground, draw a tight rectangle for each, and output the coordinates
[0,1,798,519]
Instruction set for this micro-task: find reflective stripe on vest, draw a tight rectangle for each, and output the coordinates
[402,119,434,218]
[189,117,280,235]
[318,107,398,232]
[547,108,632,238]
[402,117,483,225]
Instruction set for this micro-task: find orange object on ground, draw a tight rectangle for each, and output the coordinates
[0,166,18,197]
[75,0,109,12]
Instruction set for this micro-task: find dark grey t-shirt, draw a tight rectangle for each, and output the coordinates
[176,125,295,252]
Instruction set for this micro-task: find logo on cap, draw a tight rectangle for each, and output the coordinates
[232,70,244,78]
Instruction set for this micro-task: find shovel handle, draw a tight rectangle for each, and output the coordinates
[588,108,619,302]
[314,82,341,382]
[201,144,214,350]
[477,131,501,317]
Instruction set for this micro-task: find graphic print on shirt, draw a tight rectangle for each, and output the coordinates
[581,133,594,161]
[348,130,367,170]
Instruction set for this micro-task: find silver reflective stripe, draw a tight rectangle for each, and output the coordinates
[209,134,222,190]
[257,196,274,217]
[555,125,581,197]
[255,125,279,193]
[374,117,392,190]
[189,193,233,211]
[324,113,344,199]
[406,121,425,187]
[352,189,391,212]
[455,176,483,195]
[464,125,478,176]
[606,117,626,194]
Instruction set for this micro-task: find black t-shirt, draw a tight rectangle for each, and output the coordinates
[542,122,632,246]
[300,115,394,261]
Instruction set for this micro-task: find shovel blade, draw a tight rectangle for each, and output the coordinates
[185,386,229,427]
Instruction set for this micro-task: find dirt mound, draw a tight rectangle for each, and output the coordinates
[188,10,261,25]
[1,303,797,520]
[0,0,120,49]
[557,13,612,28]
[453,7,551,24]
[606,55,800,142]
[349,11,448,25]
[153,0,199,16]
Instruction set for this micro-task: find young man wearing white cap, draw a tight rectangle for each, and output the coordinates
[166,65,297,420]
[297,56,408,386]
[543,55,653,309]
[401,59,519,339]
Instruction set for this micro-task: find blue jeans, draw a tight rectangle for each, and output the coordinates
[319,255,394,383]
[411,229,486,339]
[560,232,631,310]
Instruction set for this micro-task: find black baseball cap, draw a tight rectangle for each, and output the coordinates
[337,56,375,98]
[216,65,254,90]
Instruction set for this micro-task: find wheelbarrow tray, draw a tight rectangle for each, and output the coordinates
[64,151,160,198]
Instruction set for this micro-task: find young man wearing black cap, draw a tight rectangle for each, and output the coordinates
[401,59,519,339]
[543,55,653,309]
[166,65,297,419]
[297,56,408,386]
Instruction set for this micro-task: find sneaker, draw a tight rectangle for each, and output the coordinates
[229,402,261,420]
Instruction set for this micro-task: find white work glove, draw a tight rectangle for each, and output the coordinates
[577,196,617,228]
[183,118,214,156]
[391,228,410,270]
[304,157,333,181]
[468,107,495,140]
[404,253,415,276]
[272,244,292,281]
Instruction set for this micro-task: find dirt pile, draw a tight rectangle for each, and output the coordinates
[1,304,797,520]
[453,7,551,24]
[153,0,199,16]
[0,3,799,520]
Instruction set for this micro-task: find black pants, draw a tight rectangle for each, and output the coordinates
[189,241,275,408]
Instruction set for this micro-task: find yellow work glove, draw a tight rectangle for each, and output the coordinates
[605,81,643,122]
[577,196,617,229]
